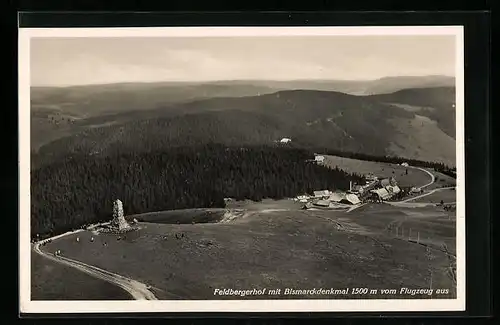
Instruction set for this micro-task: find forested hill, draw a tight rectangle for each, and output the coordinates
[32,86,457,168]
[31,145,364,238]
[34,88,455,167]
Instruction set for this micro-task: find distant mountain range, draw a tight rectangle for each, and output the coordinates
[31,75,455,118]
[31,76,456,168]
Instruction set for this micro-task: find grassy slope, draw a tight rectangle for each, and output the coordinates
[31,250,132,300]
[127,209,227,224]
[387,115,456,167]
[41,201,456,300]
[412,188,457,203]
[350,204,456,255]
[321,155,432,188]
[369,87,456,139]
[426,171,457,190]
[321,154,456,192]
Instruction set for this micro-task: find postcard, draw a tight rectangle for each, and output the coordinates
[19,25,465,313]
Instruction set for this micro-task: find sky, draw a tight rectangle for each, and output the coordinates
[30,35,456,86]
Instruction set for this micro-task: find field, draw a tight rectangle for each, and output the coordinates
[127,209,227,225]
[31,249,132,300]
[412,188,456,204]
[321,155,432,188]
[426,171,456,190]
[347,204,456,255]
[38,200,456,300]
[321,155,456,190]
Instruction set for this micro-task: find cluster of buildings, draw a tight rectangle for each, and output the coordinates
[364,177,401,202]
[295,175,406,209]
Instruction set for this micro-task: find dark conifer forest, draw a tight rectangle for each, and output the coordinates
[31,144,364,239]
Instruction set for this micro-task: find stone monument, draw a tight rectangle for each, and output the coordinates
[112,199,130,231]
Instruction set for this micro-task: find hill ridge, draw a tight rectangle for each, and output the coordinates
[32,86,456,168]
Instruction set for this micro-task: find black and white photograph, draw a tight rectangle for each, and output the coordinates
[19,26,465,313]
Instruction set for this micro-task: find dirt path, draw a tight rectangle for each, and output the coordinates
[33,232,158,300]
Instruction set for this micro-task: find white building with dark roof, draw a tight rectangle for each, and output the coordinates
[314,190,330,198]
[343,193,361,205]
[328,192,346,202]
[314,155,325,163]
[371,188,391,200]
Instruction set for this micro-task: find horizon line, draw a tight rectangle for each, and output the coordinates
[31,74,456,88]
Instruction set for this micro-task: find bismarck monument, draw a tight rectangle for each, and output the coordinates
[93,199,137,234]
[111,199,131,231]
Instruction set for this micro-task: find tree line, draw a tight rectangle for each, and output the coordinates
[31,144,364,239]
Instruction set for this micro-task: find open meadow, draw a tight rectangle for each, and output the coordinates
[38,200,456,300]
[412,188,456,204]
[127,208,228,225]
[425,171,456,190]
[321,155,454,189]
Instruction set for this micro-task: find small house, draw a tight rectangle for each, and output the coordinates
[341,193,361,205]
[410,187,423,194]
[385,185,401,195]
[315,155,325,163]
[314,190,330,198]
[401,162,409,167]
[328,192,346,202]
[280,138,292,143]
[370,188,391,200]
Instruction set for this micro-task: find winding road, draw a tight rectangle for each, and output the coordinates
[387,165,454,205]
[33,232,158,300]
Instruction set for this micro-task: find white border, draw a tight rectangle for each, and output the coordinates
[19,26,465,314]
